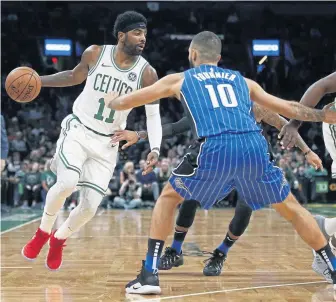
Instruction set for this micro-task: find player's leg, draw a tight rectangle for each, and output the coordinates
[45,142,118,271]
[159,199,199,270]
[22,116,87,261]
[46,185,103,270]
[203,197,253,276]
[126,139,234,294]
[236,134,336,287]
[125,182,184,294]
[312,215,336,283]
[272,193,336,287]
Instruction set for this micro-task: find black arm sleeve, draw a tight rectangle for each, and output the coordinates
[162,116,191,139]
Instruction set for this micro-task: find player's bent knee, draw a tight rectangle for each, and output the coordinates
[272,193,302,222]
[77,188,103,220]
[159,182,184,205]
[176,200,199,228]
[54,178,78,197]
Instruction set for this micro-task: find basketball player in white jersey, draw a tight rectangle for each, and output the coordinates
[21,11,162,271]
[279,71,336,283]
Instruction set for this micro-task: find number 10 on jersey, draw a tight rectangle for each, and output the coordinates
[205,84,238,108]
[94,98,115,123]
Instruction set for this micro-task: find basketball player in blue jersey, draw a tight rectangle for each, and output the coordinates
[111,111,335,284]
[105,31,336,294]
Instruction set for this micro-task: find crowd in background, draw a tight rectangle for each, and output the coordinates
[1,2,336,210]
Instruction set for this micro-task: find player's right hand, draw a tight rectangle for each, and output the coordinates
[322,102,336,124]
[111,130,139,150]
[278,123,300,150]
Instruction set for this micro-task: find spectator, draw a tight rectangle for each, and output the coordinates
[114,174,143,209]
[120,161,135,185]
[136,159,160,203]
[6,152,21,176]
[12,161,29,206]
[157,159,172,192]
[41,160,57,206]
[1,115,9,172]
[22,162,41,208]
[11,131,28,157]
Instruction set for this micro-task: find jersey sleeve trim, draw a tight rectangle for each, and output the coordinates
[137,62,149,89]
[88,45,106,76]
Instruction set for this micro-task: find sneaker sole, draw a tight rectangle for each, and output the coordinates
[126,285,161,295]
[45,259,63,272]
[21,247,36,262]
[203,270,222,276]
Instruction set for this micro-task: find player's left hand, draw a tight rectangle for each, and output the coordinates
[111,130,139,149]
[103,91,119,109]
[143,151,159,175]
[305,150,323,170]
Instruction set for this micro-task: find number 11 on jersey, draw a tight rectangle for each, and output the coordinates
[94,98,115,123]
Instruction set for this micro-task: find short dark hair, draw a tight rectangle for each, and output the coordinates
[113,11,147,38]
[191,31,222,61]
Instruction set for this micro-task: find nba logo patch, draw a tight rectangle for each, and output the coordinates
[128,72,137,82]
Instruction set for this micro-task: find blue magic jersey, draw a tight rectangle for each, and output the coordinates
[180,65,260,138]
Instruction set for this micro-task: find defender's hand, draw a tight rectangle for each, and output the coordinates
[104,91,119,109]
[305,150,323,170]
[111,130,139,150]
[322,102,336,124]
[143,151,159,175]
[278,123,300,150]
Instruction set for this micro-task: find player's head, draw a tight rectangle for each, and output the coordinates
[113,11,147,56]
[188,31,221,68]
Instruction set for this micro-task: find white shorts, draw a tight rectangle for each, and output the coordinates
[51,114,118,195]
[322,122,336,178]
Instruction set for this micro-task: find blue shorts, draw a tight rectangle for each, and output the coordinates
[169,132,290,210]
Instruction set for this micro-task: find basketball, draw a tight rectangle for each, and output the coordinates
[5,67,41,103]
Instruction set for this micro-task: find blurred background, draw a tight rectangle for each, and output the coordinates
[1,1,336,214]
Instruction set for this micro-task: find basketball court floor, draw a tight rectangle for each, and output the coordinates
[1,206,335,301]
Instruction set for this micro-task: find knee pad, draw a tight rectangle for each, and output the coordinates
[176,199,199,228]
[229,199,253,236]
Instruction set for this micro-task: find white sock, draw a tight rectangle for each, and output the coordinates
[54,187,101,240]
[40,212,58,234]
[325,218,336,236]
[39,169,79,233]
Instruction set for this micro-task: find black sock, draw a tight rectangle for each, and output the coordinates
[145,238,164,273]
[171,228,187,254]
[316,243,336,272]
[216,233,237,255]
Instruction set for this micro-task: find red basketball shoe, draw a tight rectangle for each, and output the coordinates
[46,231,67,271]
[22,228,50,261]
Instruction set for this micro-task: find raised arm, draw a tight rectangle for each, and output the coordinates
[280,72,336,148]
[245,78,336,124]
[105,73,184,110]
[253,104,322,169]
[41,45,101,87]
[142,65,162,155]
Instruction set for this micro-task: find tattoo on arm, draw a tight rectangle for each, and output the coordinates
[259,106,310,152]
[291,102,325,122]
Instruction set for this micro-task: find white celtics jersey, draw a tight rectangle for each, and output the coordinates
[73,45,149,135]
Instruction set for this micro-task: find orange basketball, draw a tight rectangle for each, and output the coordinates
[5,67,41,103]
